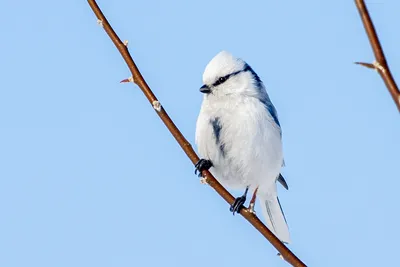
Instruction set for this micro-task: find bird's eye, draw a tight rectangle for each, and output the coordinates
[213,76,229,87]
[218,77,227,83]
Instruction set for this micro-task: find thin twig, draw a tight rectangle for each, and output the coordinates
[355,0,400,112]
[87,1,307,266]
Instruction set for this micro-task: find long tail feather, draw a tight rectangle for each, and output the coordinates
[259,195,291,243]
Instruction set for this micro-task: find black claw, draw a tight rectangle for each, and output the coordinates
[195,159,213,177]
[230,196,246,215]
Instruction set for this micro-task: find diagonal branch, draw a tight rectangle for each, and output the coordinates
[355,0,400,112]
[87,1,307,266]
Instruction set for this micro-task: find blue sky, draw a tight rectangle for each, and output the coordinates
[1,0,399,266]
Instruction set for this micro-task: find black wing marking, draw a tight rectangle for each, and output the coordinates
[277,173,289,190]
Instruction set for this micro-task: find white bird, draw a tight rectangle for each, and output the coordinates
[195,51,290,243]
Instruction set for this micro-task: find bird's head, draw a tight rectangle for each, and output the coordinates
[200,51,264,98]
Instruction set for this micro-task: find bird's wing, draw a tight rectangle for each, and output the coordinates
[264,99,280,128]
[258,92,282,138]
[277,173,289,190]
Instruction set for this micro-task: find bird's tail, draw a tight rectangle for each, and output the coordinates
[259,194,291,244]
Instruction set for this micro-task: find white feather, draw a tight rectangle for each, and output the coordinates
[195,51,290,243]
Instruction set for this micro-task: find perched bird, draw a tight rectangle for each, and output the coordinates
[195,51,290,243]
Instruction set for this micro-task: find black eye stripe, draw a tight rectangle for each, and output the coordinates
[212,69,244,87]
[212,75,229,87]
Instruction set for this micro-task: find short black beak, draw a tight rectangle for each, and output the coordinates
[200,84,211,94]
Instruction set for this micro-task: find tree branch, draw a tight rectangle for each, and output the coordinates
[355,0,400,112]
[87,1,307,266]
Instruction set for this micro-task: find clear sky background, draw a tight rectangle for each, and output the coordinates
[0,0,399,266]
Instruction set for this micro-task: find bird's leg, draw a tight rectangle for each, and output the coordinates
[230,186,249,215]
[248,187,258,214]
[194,159,213,177]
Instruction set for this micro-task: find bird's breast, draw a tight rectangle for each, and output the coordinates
[196,96,283,189]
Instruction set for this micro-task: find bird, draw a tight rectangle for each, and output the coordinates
[194,51,290,243]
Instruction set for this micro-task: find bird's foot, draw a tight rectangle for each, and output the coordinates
[230,195,246,215]
[194,159,213,177]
